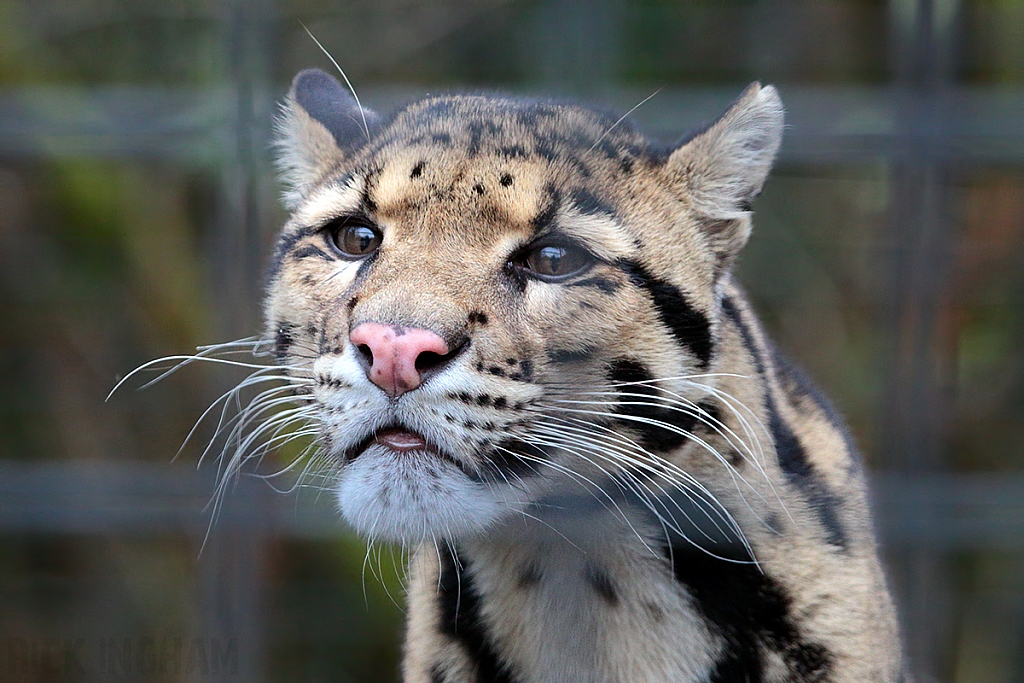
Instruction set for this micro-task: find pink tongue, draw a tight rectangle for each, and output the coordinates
[375,428,427,452]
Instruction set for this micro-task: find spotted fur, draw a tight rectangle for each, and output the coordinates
[267,68,907,682]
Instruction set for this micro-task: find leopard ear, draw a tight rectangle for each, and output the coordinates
[666,83,783,262]
[274,69,380,210]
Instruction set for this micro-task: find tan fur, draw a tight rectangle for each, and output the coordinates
[266,71,907,682]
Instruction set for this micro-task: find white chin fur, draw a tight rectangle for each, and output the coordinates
[336,444,509,545]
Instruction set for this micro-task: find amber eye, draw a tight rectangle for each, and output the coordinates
[521,243,592,280]
[329,222,382,258]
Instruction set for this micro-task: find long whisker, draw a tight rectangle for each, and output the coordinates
[525,421,753,561]
[300,22,370,140]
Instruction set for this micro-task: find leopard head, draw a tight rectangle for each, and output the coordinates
[268,69,783,545]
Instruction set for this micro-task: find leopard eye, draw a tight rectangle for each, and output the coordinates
[520,243,593,281]
[328,222,382,258]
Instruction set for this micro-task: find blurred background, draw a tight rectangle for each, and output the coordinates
[0,0,1022,681]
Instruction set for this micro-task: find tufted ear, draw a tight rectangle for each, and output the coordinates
[666,83,784,263]
[274,69,380,210]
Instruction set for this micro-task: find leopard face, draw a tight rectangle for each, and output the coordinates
[268,70,782,545]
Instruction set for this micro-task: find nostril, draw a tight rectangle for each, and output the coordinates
[357,344,374,366]
[415,336,469,375]
[415,350,446,373]
[349,322,466,396]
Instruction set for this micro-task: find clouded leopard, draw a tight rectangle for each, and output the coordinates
[257,69,909,682]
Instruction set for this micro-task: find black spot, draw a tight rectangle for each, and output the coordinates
[619,261,713,369]
[499,173,514,187]
[438,548,516,683]
[473,183,486,195]
[487,366,506,377]
[476,395,492,406]
[518,563,541,588]
[505,358,517,366]
[411,161,425,178]
[642,601,665,622]
[720,297,848,550]
[667,542,834,683]
[547,347,596,364]
[492,397,507,410]
[468,311,489,326]
[291,244,331,262]
[585,566,619,606]
[346,295,359,312]
[620,157,634,174]
[518,359,533,380]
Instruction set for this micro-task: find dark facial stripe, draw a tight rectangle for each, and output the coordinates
[608,358,693,452]
[438,547,517,683]
[666,541,834,683]
[720,297,848,550]
[266,225,317,282]
[291,243,332,262]
[531,185,560,232]
[568,187,614,217]
[567,276,620,294]
[619,261,713,369]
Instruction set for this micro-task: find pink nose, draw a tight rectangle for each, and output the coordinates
[349,322,450,397]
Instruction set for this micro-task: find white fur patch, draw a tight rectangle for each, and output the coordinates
[294,175,365,227]
[557,208,634,262]
[336,444,509,545]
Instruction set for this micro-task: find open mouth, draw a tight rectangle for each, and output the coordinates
[372,427,428,452]
[345,424,455,464]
